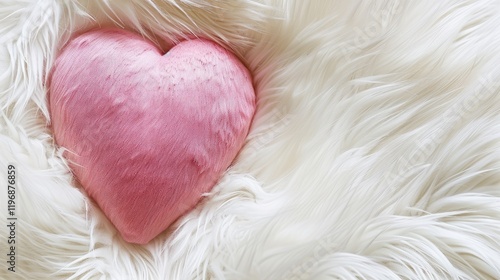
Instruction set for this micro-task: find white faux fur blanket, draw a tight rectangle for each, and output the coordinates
[1,0,500,279]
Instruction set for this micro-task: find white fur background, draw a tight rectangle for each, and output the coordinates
[1,0,500,279]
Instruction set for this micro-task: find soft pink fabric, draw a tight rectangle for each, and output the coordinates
[49,28,255,244]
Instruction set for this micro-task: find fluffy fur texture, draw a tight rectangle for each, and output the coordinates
[1,0,500,279]
[49,28,255,244]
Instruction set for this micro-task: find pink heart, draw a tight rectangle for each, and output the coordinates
[49,28,255,244]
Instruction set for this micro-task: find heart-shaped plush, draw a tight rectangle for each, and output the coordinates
[49,28,255,244]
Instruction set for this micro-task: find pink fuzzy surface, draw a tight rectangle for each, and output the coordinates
[49,28,255,244]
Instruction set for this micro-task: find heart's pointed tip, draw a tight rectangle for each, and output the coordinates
[120,231,154,245]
